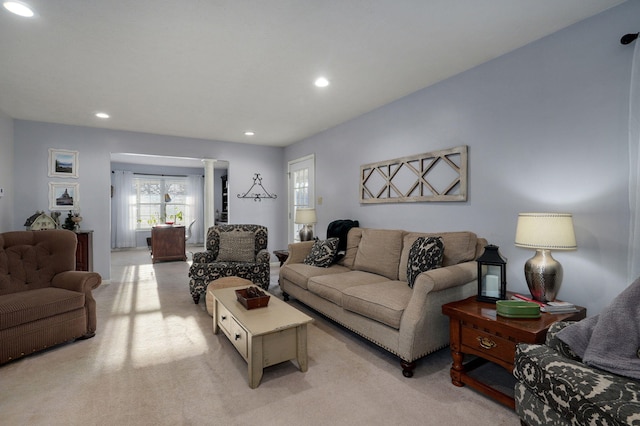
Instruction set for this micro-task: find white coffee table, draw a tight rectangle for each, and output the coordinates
[211,286,314,388]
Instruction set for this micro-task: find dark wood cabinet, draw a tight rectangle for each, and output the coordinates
[75,230,93,271]
[151,225,186,263]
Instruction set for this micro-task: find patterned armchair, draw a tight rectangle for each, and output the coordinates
[513,321,640,425]
[188,224,270,304]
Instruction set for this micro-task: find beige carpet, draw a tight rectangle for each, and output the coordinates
[0,249,519,425]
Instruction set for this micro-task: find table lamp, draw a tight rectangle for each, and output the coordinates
[295,208,317,241]
[514,213,576,302]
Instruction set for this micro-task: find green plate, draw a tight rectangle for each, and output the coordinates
[496,300,541,319]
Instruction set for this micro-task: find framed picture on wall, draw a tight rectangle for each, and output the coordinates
[48,148,79,178]
[49,182,79,210]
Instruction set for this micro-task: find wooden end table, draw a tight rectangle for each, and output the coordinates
[442,294,586,409]
[273,249,289,266]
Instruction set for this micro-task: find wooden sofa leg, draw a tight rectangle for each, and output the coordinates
[283,292,289,301]
[192,294,200,304]
[401,360,415,377]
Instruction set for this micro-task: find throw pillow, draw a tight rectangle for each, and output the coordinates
[303,238,340,268]
[217,231,255,262]
[406,236,444,288]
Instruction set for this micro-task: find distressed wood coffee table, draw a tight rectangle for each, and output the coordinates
[211,286,313,388]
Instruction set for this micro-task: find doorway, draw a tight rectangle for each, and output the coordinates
[288,154,315,243]
[110,153,228,249]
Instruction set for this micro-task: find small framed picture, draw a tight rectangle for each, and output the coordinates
[48,148,79,178]
[49,182,79,210]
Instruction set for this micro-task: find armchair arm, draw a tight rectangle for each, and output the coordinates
[193,251,215,263]
[256,249,270,263]
[514,343,640,424]
[52,270,102,334]
[284,241,315,265]
[52,271,102,293]
[546,320,582,361]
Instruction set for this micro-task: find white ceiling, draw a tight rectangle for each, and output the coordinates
[0,0,626,147]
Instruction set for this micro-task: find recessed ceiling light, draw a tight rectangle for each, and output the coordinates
[95,112,110,119]
[244,131,255,136]
[3,1,34,17]
[314,77,330,88]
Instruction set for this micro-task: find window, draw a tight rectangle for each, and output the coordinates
[134,176,187,229]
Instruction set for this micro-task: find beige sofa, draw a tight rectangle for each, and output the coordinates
[0,230,102,364]
[279,227,486,377]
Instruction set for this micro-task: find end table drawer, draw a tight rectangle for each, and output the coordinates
[461,326,515,364]
[230,318,248,359]
[217,303,232,336]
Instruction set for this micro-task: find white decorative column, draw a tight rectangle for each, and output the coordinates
[202,159,216,243]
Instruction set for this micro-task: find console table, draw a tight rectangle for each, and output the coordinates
[151,225,186,263]
[442,295,586,408]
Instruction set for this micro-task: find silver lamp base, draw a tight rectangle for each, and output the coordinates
[299,224,314,241]
[524,249,563,302]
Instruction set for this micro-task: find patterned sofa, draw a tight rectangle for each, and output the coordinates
[513,321,640,425]
[188,224,270,304]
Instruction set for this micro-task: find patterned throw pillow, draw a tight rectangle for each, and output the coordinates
[217,231,255,262]
[406,236,444,288]
[303,238,340,268]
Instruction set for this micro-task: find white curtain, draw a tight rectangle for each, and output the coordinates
[629,40,640,282]
[114,170,136,248]
[187,174,205,244]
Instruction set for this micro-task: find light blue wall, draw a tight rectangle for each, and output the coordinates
[0,109,13,231]
[285,2,638,315]
[13,122,286,281]
[6,2,638,314]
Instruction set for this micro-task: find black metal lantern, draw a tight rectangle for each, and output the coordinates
[477,244,507,303]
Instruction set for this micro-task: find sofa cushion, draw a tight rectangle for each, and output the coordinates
[303,238,339,268]
[398,231,477,281]
[217,231,255,262]
[342,281,412,329]
[353,229,404,280]
[0,230,78,295]
[280,263,350,290]
[307,271,389,306]
[406,236,443,288]
[0,287,85,331]
[337,227,363,269]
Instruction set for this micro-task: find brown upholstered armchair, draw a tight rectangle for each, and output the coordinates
[0,230,102,364]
